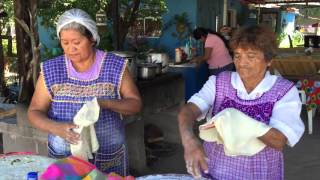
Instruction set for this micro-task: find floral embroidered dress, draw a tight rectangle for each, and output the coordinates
[203,71,294,180]
[41,49,128,176]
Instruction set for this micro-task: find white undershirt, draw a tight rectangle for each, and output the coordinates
[188,71,305,147]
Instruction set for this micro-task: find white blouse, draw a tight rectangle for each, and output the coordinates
[188,71,305,147]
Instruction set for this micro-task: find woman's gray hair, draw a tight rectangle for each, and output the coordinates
[56,8,100,46]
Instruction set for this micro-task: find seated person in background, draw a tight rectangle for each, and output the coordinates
[191,27,234,76]
[178,25,305,179]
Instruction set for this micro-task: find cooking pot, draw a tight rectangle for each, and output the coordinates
[155,63,162,75]
[112,51,137,80]
[137,63,158,80]
[148,53,169,73]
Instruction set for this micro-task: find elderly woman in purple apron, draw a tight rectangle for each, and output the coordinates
[27,9,142,176]
[178,25,305,180]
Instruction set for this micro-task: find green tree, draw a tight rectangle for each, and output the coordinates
[0,0,15,95]
[1,0,14,31]
[38,0,167,49]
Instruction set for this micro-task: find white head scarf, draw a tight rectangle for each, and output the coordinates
[56,8,100,46]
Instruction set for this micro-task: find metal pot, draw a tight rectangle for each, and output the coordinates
[137,63,157,80]
[155,63,162,75]
[112,51,137,80]
[148,53,169,73]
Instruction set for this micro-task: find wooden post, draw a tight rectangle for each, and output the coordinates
[13,0,39,103]
[0,35,5,95]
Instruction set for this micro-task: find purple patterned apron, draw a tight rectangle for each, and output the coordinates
[203,71,294,180]
[41,50,129,176]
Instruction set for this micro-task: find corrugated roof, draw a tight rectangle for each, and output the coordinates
[243,0,320,4]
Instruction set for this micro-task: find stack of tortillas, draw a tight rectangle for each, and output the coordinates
[199,108,271,156]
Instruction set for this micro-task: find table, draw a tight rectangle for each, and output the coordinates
[271,56,320,78]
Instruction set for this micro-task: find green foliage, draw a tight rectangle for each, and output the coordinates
[97,30,113,51]
[38,0,167,32]
[296,6,320,25]
[1,0,14,31]
[277,31,304,48]
[276,32,287,46]
[38,0,102,29]
[292,30,304,47]
[1,39,16,56]
[38,0,167,49]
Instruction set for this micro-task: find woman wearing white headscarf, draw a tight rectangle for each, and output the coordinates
[27,8,142,176]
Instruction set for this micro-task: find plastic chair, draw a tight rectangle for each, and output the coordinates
[273,69,315,134]
[298,89,316,134]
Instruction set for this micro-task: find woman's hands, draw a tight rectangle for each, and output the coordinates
[28,74,81,145]
[190,57,202,65]
[178,103,209,178]
[184,138,209,178]
[51,122,80,145]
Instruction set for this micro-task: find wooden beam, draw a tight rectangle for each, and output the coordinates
[243,0,320,4]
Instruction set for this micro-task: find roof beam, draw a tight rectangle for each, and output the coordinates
[243,0,320,4]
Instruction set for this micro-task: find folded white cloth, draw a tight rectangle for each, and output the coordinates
[199,108,271,156]
[70,98,100,161]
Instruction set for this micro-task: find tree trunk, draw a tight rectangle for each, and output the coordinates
[0,36,5,95]
[29,0,41,87]
[108,0,141,50]
[14,0,39,103]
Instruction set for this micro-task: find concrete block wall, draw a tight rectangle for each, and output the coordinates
[0,104,48,155]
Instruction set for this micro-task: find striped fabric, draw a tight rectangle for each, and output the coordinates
[203,71,294,180]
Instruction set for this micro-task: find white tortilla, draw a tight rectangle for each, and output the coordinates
[199,108,271,156]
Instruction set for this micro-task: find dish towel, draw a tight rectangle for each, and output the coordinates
[71,97,100,161]
[199,108,271,156]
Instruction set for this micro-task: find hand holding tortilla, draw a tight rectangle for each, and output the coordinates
[199,108,271,156]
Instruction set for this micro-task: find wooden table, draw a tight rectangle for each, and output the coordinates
[271,55,320,78]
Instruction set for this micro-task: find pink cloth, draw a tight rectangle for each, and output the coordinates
[205,33,232,69]
[40,155,106,180]
[67,49,105,80]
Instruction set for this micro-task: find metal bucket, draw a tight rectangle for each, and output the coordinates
[137,63,158,80]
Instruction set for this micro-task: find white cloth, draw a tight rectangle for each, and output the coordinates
[189,71,305,147]
[199,108,271,156]
[56,8,100,46]
[70,98,100,161]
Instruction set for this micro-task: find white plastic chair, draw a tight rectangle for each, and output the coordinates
[273,69,315,134]
[298,90,316,134]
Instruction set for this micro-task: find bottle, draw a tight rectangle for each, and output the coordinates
[175,48,182,63]
[186,36,193,60]
[27,172,38,180]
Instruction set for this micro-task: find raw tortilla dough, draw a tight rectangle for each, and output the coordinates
[199,108,271,156]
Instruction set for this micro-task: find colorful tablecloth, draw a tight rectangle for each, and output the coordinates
[296,79,320,110]
[41,156,135,180]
